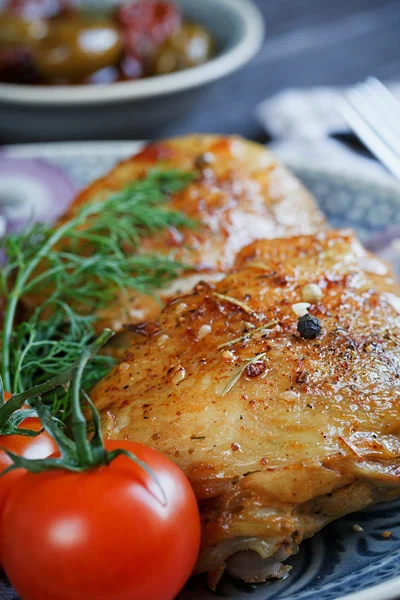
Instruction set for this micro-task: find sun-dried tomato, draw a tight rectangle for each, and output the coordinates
[116,0,181,79]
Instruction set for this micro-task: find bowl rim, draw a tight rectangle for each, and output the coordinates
[0,0,264,106]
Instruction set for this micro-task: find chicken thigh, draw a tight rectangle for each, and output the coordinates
[92,229,400,584]
[62,134,324,331]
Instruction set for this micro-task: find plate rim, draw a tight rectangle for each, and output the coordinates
[5,140,400,198]
[339,576,400,600]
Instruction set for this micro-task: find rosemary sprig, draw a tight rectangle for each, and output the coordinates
[213,292,255,315]
[217,320,278,349]
[246,262,271,271]
[0,169,196,401]
[221,352,267,397]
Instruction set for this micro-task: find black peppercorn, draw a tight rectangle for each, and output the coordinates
[297,314,322,339]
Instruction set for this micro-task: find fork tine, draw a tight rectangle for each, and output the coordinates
[365,77,400,124]
[362,78,400,138]
[338,95,400,179]
[346,86,400,158]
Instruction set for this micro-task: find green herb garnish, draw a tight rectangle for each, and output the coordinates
[0,169,196,409]
[1,328,167,504]
[217,320,278,349]
[221,352,267,397]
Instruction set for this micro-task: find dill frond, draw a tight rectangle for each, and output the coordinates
[0,169,196,415]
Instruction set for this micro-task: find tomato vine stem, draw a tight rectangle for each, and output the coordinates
[0,330,167,505]
[71,341,100,465]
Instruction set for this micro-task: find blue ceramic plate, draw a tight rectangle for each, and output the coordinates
[1,142,400,600]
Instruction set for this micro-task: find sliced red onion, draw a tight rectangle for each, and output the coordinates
[0,158,76,236]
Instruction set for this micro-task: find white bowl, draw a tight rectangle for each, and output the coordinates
[0,0,264,142]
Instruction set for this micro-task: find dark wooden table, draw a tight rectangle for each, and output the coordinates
[162,0,400,143]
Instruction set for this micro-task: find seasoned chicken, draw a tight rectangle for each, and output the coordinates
[92,229,400,585]
[61,134,324,331]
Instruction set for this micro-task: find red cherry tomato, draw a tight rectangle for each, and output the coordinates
[0,392,57,564]
[2,440,201,600]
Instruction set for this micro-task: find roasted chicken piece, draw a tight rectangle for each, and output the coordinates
[92,229,400,585]
[61,134,324,331]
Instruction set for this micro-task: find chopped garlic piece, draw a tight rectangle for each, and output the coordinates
[198,324,212,339]
[175,302,188,315]
[301,283,323,304]
[292,302,311,317]
[279,391,299,402]
[157,334,169,347]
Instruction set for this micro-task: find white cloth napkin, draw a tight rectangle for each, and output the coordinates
[256,85,400,182]
[257,85,400,271]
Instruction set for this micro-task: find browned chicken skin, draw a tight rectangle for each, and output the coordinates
[61,135,324,331]
[92,230,400,584]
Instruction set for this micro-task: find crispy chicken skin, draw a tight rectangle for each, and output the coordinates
[92,230,400,583]
[61,134,324,331]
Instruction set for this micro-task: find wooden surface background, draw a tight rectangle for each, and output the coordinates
[164,0,400,142]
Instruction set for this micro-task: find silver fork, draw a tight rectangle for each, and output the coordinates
[338,77,400,179]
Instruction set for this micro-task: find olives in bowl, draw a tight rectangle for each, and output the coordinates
[0,0,214,84]
[0,0,264,142]
[33,18,123,83]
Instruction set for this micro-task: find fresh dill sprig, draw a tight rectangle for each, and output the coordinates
[0,169,196,404]
[11,305,114,413]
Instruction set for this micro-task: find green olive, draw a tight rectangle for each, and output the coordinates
[150,22,214,76]
[33,17,122,83]
[0,13,48,48]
